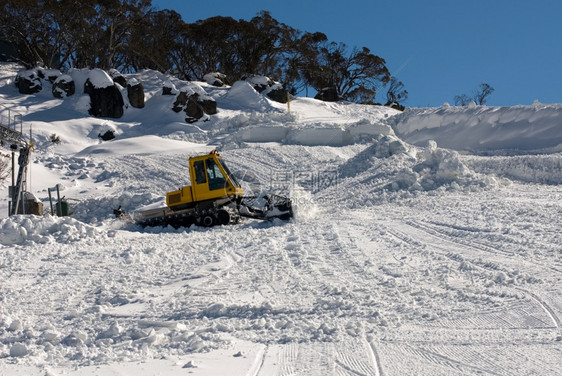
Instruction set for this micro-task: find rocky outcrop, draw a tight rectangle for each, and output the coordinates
[243,74,272,93]
[184,98,204,122]
[243,74,288,103]
[109,69,127,87]
[38,68,61,84]
[203,72,228,87]
[52,75,75,98]
[198,97,217,115]
[15,70,42,94]
[84,69,124,118]
[315,87,339,102]
[98,130,116,141]
[162,80,175,95]
[127,78,145,108]
[265,84,288,104]
[173,85,217,123]
[172,91,189,113]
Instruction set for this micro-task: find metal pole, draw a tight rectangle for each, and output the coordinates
[11,150,14,191]
[20,190,24,215]
[48,188,54,215]
[28,125,32,193]
[56,185,61,216]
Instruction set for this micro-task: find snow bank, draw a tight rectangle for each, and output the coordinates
[0,215,102,245]
[392,103,562,153]
[227,119,394,146]
[286,127,353,146]
[235,126,290,142]
[465,153,562,185]
[67,67,90,92]
[326,137,503,207]
[219,81,275,112]
[76,135,208,157]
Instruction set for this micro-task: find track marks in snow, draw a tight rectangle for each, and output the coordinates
[366,340,384,376]
[406,219,562,276]
[381,219,559,331]
[291,219,378,292]
[246,345,267,376]
[519,289,562,333]
[405,346,504,376]
[423,300,554,330]
[256,341,380,376]
[380,341,562,376]
[338,207,561,375]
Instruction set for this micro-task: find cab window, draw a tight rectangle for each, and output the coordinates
[206,158,227,190]
[194,160,206,184]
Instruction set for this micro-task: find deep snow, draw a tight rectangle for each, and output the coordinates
[1,62,561,375]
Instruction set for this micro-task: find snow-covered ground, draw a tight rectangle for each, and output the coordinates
[1,63,561,375]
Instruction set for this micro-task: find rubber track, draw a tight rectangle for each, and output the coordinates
[139,205,238,228]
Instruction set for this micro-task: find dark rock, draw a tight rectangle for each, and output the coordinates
[198,98,217,115]
[172,91,188,112]
[162,80,175,95]
[109,69,127,87]
[209,79,224,87]
[15,70,42,94]
[113,75,127,87]
[315,87,339,102]
[243,75,287,103]
[185,98,204,123]
[387,102,405,111]
[98,130,115,141]
[173,86,217,123]
[39,69,61,84]
[243,74,273,93]
[203,72,228,87]
[52,75,75,98]
[84,74,124,118]
[253,84,268,93]
[266,86,288,103]
[127,80,145,108]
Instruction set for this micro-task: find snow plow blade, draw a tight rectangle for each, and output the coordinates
[239,194,293,221]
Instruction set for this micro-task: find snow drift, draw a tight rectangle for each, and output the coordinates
[392,102,562,153]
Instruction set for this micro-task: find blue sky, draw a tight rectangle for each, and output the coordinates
[151,0,561,107]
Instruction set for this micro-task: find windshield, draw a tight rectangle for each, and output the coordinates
[219,160,241,187]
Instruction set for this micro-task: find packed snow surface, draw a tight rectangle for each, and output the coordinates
[1,63,562,375]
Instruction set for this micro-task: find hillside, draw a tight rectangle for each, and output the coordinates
[1,63,561,376]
